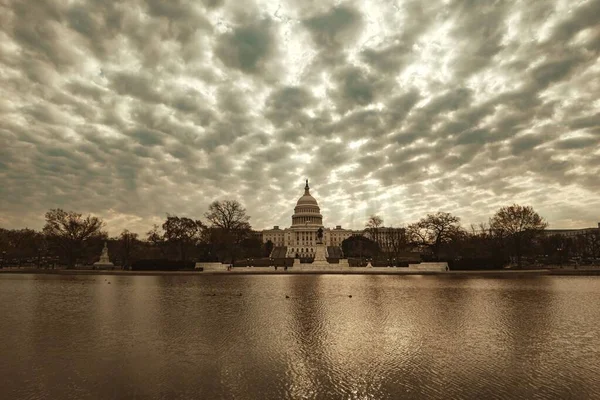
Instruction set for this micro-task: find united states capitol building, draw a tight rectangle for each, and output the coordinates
[199,180,450,272]
[261,180,361,258]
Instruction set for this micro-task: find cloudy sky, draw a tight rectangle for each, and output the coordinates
[1,0,599,236]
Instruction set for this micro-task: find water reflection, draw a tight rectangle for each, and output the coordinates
[1,274,600,399]
[284,275,335,398]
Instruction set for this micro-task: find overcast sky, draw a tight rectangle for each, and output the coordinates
[1,0,599,236]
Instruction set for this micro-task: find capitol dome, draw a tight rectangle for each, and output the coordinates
[291,180,323,227]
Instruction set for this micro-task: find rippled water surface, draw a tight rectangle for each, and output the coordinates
[1,274,600,399]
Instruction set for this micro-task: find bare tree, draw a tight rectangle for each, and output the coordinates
[365,214,384,245]
[162,215,204,261]
[385,227,411,264]
[205,200,251,265]
[205,200,251,231]
[146,224,163,245]
[118,229,139,269]
[43,209,105,268]
[0,228,46,268]
[146,224,166,257]
[407,212,462,260]
[489,204,547,267]
[583,230,600,259]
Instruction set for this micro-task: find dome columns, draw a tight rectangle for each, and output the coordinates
[292,179,323,227]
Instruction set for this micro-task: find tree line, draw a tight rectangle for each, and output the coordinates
[1,202,599,269]
[0,200,265,269]
[344,204,600,268]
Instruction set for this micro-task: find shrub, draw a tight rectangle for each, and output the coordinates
[448,257,508,270]
[131,259,195,271]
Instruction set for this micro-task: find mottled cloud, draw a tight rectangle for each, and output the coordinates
[1,0,599,235]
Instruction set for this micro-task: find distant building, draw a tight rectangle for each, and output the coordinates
[260,180,419,258]
[363,227,408,252]
[544,223,600,237]
[249,230,263,241]
[261,180,360,258]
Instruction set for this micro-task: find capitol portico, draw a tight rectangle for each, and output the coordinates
[262,180,357,258]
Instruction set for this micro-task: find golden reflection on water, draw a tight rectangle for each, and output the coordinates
[1,274,600,399]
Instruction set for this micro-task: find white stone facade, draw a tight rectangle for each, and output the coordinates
[261,180,359,258]
[544,223,600,237]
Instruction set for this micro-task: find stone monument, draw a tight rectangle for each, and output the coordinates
[93,242,115,269]
[313,243,329,262]
[316,227,324,243]
[310,227,330,266]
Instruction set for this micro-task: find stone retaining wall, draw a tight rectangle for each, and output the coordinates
[199,261,448,273]
[195,262,227,271]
